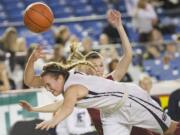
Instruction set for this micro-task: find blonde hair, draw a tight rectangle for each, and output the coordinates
[67,42,85,63]
[137,0,147,9]
[41,60,96,80]
[66,42,96,72]
[0,27,17,51]
[41,42,97,78]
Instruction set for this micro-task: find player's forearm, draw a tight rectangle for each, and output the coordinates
[111,24,132,81]
[117,24,132,61]
[53,105,74,124]
[32,100,63,113]
[24,55,36,85]
[24,56,43,87]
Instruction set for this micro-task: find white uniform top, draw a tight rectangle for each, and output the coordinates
[63,71,149,112]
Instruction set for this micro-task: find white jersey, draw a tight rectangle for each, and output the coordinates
[64,71,172,134]
[64,71,149,112]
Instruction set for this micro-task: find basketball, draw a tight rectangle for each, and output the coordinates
[23,2,54,33]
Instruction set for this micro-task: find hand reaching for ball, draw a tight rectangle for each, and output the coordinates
[30,46,47,62]
[107,9,122,28]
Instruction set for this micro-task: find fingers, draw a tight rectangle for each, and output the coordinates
[19,100,32,111]
[35,122,45,130]
[32,46,49,60]
[35,121,56,131]
[19,100,28,106]
[107,9,120,18]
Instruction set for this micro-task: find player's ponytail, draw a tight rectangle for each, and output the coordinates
[41,60,96,81]
[66,42,96,72]
[65,60,96,72]
[41,62,69,81]
[66,42,85,63]
[41,42,97,80]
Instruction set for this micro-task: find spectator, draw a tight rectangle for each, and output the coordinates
[55,25,71,45]
[0,62,10,92]
[163,42,177,64]
[139,75,161,105]
[99,33,110,45]
[143,45,161,60]
[150,27,164,51]
[98,33,119,62]
[0,27,18,71]
[160,0,180,9]
[125,0,139,16]
[81,37,93,55]
[101,47,119,66]
[175,34,180,52]
[133,0,158,42]
[49,45,66,64]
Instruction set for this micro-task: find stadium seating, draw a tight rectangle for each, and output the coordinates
[0,0,179,81]
[143,56,180,80]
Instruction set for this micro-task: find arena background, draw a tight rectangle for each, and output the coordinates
[0,0,179,135]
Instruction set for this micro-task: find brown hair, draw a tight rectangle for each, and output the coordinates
[41,60,96,80]
[66,42,97,71]
[137,0,147,9]
[85,51,102,60]
[0,27,17,50]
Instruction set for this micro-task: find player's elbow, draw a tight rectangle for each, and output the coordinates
[23,77,31,87]
[122,53,132,63]
[23,77,34,87]
[126,51,133,60]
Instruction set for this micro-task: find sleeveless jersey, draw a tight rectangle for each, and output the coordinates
[63,71,149,112]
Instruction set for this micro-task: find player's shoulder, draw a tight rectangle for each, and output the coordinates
[69,70,87,76]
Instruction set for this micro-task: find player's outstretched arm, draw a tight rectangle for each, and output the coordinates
[19,100,63,113]
[107,9,132,81]
[24,46,45,87]
[35,85,88,130]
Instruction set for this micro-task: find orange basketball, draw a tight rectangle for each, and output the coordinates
[23,2,54,33]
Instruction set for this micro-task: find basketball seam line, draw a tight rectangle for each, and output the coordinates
[26,12,49,30]
[30,8,52,24]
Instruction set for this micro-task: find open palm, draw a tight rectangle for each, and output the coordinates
[31,46,46,62]
[19,100,33,112]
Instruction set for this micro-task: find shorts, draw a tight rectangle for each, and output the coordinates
[100,94,171,135]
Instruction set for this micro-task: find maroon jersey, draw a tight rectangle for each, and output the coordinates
[87,75,113,135]
[174,122,180,135]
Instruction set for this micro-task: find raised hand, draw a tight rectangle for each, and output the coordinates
[107,9,122,28]
[30,46,46,62]
[19,100,33,112]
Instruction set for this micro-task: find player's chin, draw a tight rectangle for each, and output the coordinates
[52,91,59,96]
[97,72,103,76]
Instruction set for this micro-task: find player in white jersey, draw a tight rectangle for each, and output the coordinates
[20,58,178,135]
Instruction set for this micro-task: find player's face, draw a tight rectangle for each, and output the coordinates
[42,74,65,96]
[139,77,152,93]
[88,58,104,76]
